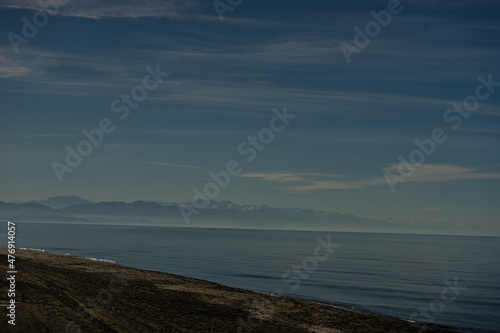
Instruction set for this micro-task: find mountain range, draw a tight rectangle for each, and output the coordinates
[0,196,495,236]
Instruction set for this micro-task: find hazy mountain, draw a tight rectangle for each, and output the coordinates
[1,197,494,235]
[62,201,182,224]
[0,201,85,223]
[30,196,93,209]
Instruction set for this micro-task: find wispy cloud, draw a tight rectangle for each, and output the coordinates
[287,164,500,192]
[0,0,205,20]
[3,42,499,120]
[239,171,344,183]
[0,59,32,78]
[239,172,305,183]
[384,164,500,183]
[0,51,47,78]
[145,161,209,170]
[288,178,384,192]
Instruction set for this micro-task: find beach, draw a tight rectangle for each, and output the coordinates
[0,248,456,333]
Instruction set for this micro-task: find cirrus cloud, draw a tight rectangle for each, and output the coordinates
[284,164,500,192]
[0,0,204,20]
[238,171,344,183]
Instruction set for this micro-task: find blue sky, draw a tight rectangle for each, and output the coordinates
[1,0,499,231]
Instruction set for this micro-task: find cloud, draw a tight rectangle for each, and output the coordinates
[239,172,306,183]
[288,179,383,192]
[288,164,500,192]
[384,164,500,183]
[238,171,344,183]
[145,161,209,170]
[0,52,43,78]
[0,0,205,20]
[3,41,499,121]
[0,0,306,27]
[0,60,32,78]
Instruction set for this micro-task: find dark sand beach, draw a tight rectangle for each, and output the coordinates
[1,249,455,333]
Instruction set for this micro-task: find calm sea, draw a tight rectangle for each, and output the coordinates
[9,222,500,333]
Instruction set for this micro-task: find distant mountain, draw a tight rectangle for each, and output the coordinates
[30,196,93,209]
[1,197,494,235]
[62,201,182,224]
[31,195,92,209]
[0,201,85,223]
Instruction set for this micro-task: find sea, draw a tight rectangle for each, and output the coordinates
[8,222,500,333]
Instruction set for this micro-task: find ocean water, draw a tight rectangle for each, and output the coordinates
[9,222,500,333]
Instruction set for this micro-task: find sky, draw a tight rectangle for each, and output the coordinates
[0,0,499,231]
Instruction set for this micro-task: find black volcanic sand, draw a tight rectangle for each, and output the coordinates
[0,249,456,333]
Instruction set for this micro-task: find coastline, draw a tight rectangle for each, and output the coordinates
[1,249,456,332]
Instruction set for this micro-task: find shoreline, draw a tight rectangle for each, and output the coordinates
[1,248,457,332]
